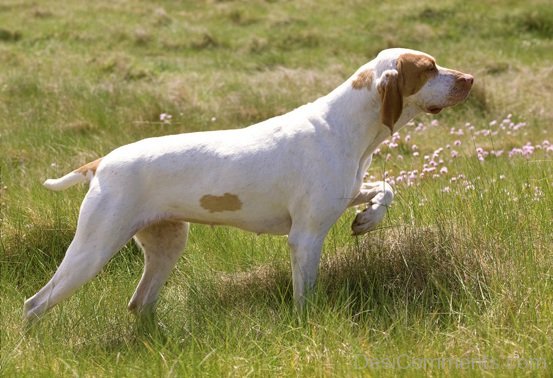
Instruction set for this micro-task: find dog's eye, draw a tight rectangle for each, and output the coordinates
[425,65,438,75]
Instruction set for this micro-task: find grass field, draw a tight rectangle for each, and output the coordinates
[1,0,552,376]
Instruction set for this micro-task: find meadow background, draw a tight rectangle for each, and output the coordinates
[1,0,552,376]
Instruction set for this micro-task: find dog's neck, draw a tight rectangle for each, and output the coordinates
[315,77,420,164]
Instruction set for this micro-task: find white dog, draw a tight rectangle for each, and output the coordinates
[24,48,473,320]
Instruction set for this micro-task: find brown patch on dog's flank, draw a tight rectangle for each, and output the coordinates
[74,158,102,176]
[200,193,243,213]
[352,69,374,90]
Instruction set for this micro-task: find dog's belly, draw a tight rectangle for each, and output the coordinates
[165,205,292,235]
[151,172,294,235]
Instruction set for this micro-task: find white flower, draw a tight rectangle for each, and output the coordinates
[160,113,173,124]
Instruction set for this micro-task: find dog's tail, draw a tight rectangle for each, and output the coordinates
[43,158,102,191]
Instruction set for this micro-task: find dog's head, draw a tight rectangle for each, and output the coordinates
[354,48,474,133]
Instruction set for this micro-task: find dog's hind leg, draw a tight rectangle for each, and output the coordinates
[128,220,189,315]
[23,193,139,321]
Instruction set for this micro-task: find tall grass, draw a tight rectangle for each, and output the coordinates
[1,0,552,376]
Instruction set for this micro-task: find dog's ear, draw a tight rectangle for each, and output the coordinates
[378,69,402,133]
[397,53,437,96]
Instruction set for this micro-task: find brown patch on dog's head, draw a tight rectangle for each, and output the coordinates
[74,158,102,176]
[397,53,438,96]
[379,53,438,133]
[200,193,243,213]
[352,69,374,90]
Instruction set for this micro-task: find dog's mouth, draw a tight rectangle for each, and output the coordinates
[427,106,443,114]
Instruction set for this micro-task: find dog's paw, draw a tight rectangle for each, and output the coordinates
[351,202,387,235]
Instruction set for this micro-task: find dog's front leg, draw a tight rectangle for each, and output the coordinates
[287,230,327,308]
[350,181,394,235]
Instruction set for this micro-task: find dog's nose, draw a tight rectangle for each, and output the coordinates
[462,74,474,86]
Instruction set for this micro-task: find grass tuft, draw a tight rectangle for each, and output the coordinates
[0,28,21,42]
[511,6,553,38]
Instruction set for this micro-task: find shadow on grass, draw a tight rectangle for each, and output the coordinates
[193,225,491,324]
